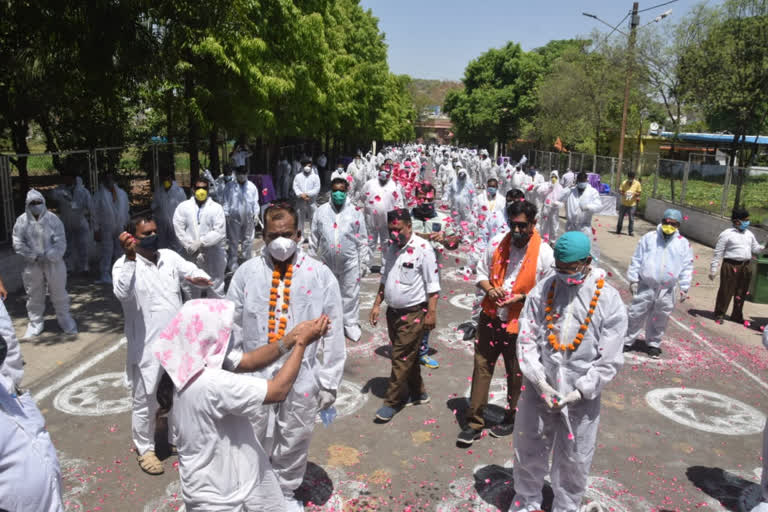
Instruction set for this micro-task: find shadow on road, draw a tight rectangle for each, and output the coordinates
[295,462,334,506]
[360,377,388,399]
[686,465,761,512]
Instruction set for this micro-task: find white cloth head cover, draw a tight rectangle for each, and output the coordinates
[153,299,234,389]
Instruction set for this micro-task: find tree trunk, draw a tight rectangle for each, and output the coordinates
[10,119,30,194]
[208,126,219,177]
[731,133,745,209]
[38,115,62,173]
[185,71,200,185]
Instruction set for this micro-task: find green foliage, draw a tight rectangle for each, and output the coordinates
[407,79,463,118]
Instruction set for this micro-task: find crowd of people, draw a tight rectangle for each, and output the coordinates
[2,142,768,512]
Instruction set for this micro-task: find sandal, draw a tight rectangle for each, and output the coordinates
[137,450,164,475]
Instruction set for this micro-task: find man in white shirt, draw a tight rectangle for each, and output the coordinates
[560,168,576,189]
[370,208,440,423]
[709,207,765,324]
[113,213,212,475]
[230,141,252,172]
[457,200,554,447]
[292,156,321,238]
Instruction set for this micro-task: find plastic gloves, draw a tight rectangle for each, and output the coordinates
[557,389,582,408]
[536,379,561,409]
[318,389,337,411]
[629,282,638,296]
[187,240,201,254]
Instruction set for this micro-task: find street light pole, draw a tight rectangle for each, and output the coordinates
[615,2,640,189]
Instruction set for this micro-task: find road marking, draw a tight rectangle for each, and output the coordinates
[601,260,768,392]
[54,372,132,416]
[32,337,127,403]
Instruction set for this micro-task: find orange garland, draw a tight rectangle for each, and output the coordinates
[545,278,604,352]
[268,264,293,344]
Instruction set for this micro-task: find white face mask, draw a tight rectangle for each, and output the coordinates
[303,166,311,173]
[29,204,44,216]
[268,236,297,262]
[236,174,247,183]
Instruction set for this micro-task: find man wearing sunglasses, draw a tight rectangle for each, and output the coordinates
[624,209,693,358]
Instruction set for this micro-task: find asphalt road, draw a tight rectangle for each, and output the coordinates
[24,216,768,512]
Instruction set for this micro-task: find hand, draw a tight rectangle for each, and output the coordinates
[708,273,716,281]
[629,282,638,296]
[44,250,58,263]
[424,309,436,330]
[679,291,688,303]
[118,232,137,259]
[536,379,562,409]
[185,276,213,287]
[293,315,330,346]
[496,293,525,307]
[486,287,505,302]
[94,230,102,242]
[556,389,582,408]
[188,240,202,254]
[369,303,380,326]
[317,389,336,411]
[0,279,6,300]
[202,169,215,183]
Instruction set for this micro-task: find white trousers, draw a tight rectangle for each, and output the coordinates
[227,216,255,272]
[332,264,362,341]
[22,260,76,333]
[99,230,122,281]
[129,364,159,455]
[365,218,388,266]
[624,285,675,348]
[295,200,316,237]
[539,206,560,244]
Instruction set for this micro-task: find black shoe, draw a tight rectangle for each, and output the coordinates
[714,317,725,325]
[489,421,515,438]
[615,230,622,235]
[456,427,482,447]
[730,315,745,324]
[622,344,632,353]
[647,347,662,359]
[459,323,477,341]
[628,232,634,236]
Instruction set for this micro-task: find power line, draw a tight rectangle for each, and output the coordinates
[638,0,679,14]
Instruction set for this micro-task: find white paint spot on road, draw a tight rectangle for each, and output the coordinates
[54,372,131,416]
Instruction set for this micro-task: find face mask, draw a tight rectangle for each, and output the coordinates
[224,174,233,182]
[29,204,43,216]
[303,166,312,173]
[138,233,159,252]
[551,177,558,184]
[458,172,466,180]
[556,269,586,286]
[661,224,677,236]
[237,174,248,184]
[390,230,408,247]
[194,188,208,202]
[737,220,750,231]
[379,171,390,182]
[413,201,435,220]
[487,187,497,196]
[268,236,297,262]
[577,182,587,190]
[331,190,347,206]
[163,180,172,190]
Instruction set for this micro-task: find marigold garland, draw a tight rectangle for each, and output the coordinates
[546,278,604,352]
[268,264,293,344]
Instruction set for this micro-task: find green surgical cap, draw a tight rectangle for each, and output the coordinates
[554,231,592,263]
[662,209,682,223]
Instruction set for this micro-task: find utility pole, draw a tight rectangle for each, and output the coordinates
[615,2,640,189]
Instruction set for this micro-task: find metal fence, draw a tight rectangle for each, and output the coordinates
[530,149,762,223]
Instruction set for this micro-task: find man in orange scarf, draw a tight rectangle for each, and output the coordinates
[457,200,554,447]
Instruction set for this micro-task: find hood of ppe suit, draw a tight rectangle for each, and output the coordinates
[550,170,559,179]
[75,176,85,189]
[310,202,369,271]
[25,189,48,217]
[625,226,693,291]
[517,267,627,401]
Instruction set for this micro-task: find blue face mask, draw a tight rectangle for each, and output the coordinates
[556,270,585,286]
[737,220,750,231]
[487,187,497,196]
[577,182,587,190]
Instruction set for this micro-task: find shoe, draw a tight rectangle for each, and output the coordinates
[489,421,515,438]
[375,406,397,422]
[137,450,164,475]
[22,323,43,340]
[647,347,662,359]
[730,315,745,324]
[405,393,431,407]
[420,355,439,368]
[462,325,477,341]
[714,317,724,325]
[615,230,622,235]
[456,427,482,447]
[63,328,78,336]
[622,344,632,353]
[628,232,634,236]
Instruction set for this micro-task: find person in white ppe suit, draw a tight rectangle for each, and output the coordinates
[112,213,213,475]
[151,172,187,252]
[330,159,350,182]
[561,168,576,189]
[514,231,627,512]
[203,166,232,203]
[535,170,564,244]
[93,173,130,284]
[624,209,693,358]
[443,162,476,236]
[346,152,365,202]
[292,156,320,237]
[752,328,768,512]
[0,333,64,512]
[0,276,23,396]
[477,149,494,186]
[50,176,93,275]
[310,178,370,342]
[227,203,346,512]
[173,178,228,298]
[223,170,260,272]
[437,156,455,194]
[564,172,602,259]
[470,177,507,270]
[12,189,78,338]
[361,164,405,269]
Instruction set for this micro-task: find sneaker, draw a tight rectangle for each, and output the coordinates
[647,347,662,359]
[456,427,482,447]
[419,355,439,368]
[22,323,43,340]
[489,421,515,438]
[375,406,397,422]
[461,325,477,341]
[405,393,431,407]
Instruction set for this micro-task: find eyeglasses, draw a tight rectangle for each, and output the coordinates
[508,221,530,231]
[661,219,680,227]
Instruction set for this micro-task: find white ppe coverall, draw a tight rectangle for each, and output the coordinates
[564,184,602,259]
[93,183,130,283]
[361,178,405,263]
[173,197,228,298]
[346,158,365,203]
[113,250,210,455]
[535,173,564,243]
[51,177,93,273]
[624,226,694,348]
[0,300,23,394]
[12,190,77,336]
[471,191,508,270]
[309,200,370,341]
[443,172,476,234]
[514,268,627,512]
[227,249,346,500]
[477,156,493,186]
[152,180,187,252]
[222,179,260,272]
[292,170,321,233]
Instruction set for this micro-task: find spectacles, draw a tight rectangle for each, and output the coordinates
[508,221,529,231]
[661,219,680,227]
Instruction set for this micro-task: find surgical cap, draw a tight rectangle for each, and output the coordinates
[554,231,591,263]
[662,209,682,223]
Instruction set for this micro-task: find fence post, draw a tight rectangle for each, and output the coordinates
[0,155,13,243]
[652,158,659,198]
[152,144,160,191]
[91,149,99,193]
[592,153,597,174]
[681,160,690,204]
[721,166,731,217]
[609,158,616,190]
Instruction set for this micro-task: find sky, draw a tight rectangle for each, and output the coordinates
[359,0,724,81]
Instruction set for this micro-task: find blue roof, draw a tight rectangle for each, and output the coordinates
[660,131,768,145]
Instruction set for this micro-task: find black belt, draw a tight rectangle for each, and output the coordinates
[723,258,750,265]
[388,302,427,314]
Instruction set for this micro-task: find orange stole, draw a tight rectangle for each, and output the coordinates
[481,229,542,334]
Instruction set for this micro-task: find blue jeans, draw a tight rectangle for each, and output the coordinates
[617,204,636,234]
[419,331,430,357]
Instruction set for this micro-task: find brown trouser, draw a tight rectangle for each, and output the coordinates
[715,259,752,321]
[466,312,521,430]
[384,305,427,407]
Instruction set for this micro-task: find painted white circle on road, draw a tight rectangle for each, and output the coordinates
[449,293,475,311]
[434,322,475,355]
[646,387,765,436]
[314,379,368,424]
[54,372,131,416]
